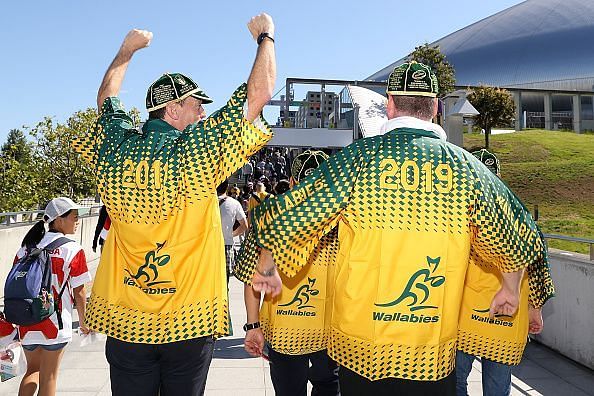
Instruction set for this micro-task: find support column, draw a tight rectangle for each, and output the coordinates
[573,94,582,133]
[544,92,553,130]
[513,91,522,131]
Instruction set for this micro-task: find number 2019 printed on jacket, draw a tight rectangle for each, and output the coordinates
[380,159,453,193]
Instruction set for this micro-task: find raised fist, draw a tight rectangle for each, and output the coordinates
[121,29,153,54]
[247,13,274,41]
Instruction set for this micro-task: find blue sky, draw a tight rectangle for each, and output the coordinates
[0,0,521,143]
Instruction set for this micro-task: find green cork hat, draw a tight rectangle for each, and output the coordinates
[291,150,329,183]
[386,61,439,98]
[146,73,213,112]
[471,148,501,176]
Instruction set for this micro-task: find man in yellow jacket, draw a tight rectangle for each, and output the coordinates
[236,150,339,396]
[73,15,276,396]
[456,149,555,396]
[247,62,543,395]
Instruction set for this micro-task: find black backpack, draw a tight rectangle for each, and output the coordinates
[3,237,72,328]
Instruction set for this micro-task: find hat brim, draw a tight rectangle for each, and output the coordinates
[386,90,437,98]
[147,88,213,112]
[191,92,213,104]
[65,204,89,217]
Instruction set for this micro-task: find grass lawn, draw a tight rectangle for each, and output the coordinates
[464,129,594,254]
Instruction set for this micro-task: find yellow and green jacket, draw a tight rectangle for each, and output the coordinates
[235,227,338,355]
[458,230,555,365]
[251,127,543,381]
[73,84,272,343]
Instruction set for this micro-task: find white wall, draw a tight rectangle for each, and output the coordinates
[535,249,594,370]
[0,216,101,301]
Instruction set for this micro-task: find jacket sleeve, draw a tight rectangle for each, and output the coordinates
[527,230,555,308]
[252,142,366,277]
[184,84,273,189]
[469,155,543,273]
[72,97,136,171]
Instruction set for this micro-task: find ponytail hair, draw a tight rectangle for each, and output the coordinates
[21,220,46,248]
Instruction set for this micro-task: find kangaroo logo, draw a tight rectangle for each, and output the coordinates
[124,242,171,287]
[279,277,319,309]
[375,257,445,311]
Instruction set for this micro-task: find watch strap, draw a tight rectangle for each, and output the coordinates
[255,266,276,277]
[243,322,261,331]
[257,32,275,45]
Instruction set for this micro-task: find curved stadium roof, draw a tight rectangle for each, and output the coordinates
[368,0,594,92]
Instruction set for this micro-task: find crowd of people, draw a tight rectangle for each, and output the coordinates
[1,12,557,396]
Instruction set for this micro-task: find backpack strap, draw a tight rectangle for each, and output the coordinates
[43,237,72,330]
[218,197,227,206]
[43,237,72,252]
[251,193,262,204]
[54,273,71,330]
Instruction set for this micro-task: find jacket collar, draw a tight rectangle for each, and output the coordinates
[380,116,448,141]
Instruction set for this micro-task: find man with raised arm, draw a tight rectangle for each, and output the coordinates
[248,62,542,395]
[72,14,275,396]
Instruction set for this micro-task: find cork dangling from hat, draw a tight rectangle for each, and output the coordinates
[386,61,439,98]
[146,73,213,112]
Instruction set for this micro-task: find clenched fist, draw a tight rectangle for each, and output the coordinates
[247,13,274,41]
[121,29,153,54]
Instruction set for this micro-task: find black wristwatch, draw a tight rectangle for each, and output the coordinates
[257,32,275,45]
[243,322,261,331]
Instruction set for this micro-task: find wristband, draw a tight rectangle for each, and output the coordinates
[256,266,276,277]
[243,322,261,331]
[257,32,275,45]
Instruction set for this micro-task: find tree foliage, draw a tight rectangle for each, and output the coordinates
[1,106,142,212]
[2,129,32,162]
[467,85,515,148]
[0,109,94,211]
[408,43,456,97]
[27,108,99,205]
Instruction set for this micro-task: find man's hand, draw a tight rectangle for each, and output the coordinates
[246,13,276,121]
[251,248,281,296]
[78,323,91,335]
[489,286,520,318]
[528,306,544,334]
[97,28,153,108]
[244,328,265,357]
[252,268,282,296]
[121,29,153,54]
[247,13,274,41]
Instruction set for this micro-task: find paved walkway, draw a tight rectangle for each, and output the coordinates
[2,271,593,395]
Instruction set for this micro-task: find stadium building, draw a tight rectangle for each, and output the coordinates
[367,0,594,133]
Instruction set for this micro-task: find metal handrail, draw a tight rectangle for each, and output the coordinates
[0,205,102,228]
[543,233,594,261]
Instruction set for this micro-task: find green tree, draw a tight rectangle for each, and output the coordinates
[408,43,456,97]
[1,129,31,162]
[0,130,38,212]
[467,85,515,149]
[0,157,39,212]
[27,108,99,203]
[1,106,141,212]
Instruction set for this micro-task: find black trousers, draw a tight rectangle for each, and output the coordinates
[105,336,214,396]
[339,366,456,396]
[268,347,340,396]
